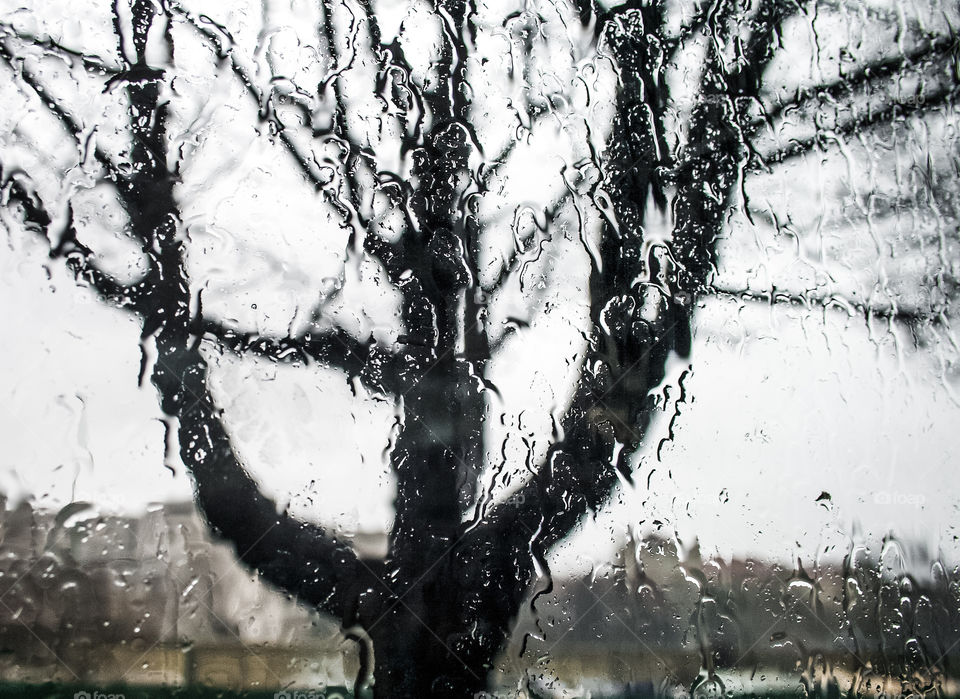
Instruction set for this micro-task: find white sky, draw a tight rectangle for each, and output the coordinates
[2,231,958,574]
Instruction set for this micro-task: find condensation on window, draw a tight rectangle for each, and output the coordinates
[0,0,958,696]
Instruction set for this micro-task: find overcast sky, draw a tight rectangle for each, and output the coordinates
[2,232,957,575]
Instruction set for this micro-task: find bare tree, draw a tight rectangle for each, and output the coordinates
[0,0,956,695]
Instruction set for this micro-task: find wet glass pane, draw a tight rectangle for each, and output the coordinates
[0,0,958,697]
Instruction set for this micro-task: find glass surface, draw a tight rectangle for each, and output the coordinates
[0,0,958,696]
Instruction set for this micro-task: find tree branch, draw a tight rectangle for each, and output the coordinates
[747,31,958,166]
[98,0,377,621]
[451,3,711,662]
[169,3,416,278]
[752,33,957,131]
[0,22,123,76]
[1,168,140,308]
[470,0,799,601]
[706,283,948,327]
[52,208,142,308]
[0,39,120,179]
[167,3,365,203]
[195,315,399,394]
[471,284,687,546]
[168,341,381,619]
[758,81,959,166]
[0,42,97,154]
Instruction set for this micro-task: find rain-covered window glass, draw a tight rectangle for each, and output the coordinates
[0,0,958,697]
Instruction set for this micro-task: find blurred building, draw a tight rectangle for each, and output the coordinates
[0,497,359,690]
[502,534,960,697]
[2,498,959,696]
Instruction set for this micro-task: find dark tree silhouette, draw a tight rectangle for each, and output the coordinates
[0,0,956,695]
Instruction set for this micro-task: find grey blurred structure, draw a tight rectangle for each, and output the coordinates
[2,499,959,696]
[499,535,960,697]
[0,497,361,690]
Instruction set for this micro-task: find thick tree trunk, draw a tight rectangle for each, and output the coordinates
[357,346,505,697]
[366,599,493,697]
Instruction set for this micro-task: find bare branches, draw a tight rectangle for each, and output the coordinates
[0,21,122,76]
[1,168,140,308]
[0,55,77,132]
[170,341,380,618]
[169,1,412,279]
[465,2,693,608]
[168,5,347,193]
[707,283,949,328]
[475,0,802,570]
[0,0,384,621]
[0,39,112,166]
[758,81,959,166]
[50,210,141,308]
[756,33,957,129]
[195,315,400,393]
[749,32,958,166]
